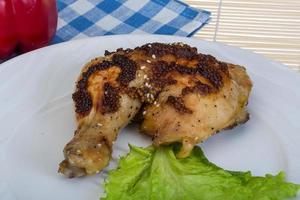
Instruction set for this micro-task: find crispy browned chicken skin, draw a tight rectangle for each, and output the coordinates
[58,43,252,178]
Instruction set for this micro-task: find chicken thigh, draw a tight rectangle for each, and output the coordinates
[59,43,252,177]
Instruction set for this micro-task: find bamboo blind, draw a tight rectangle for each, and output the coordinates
[184,0,300,71]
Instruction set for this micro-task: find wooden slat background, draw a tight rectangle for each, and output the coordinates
[184,0,300,72]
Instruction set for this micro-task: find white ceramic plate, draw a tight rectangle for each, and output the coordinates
[0,35,299,200]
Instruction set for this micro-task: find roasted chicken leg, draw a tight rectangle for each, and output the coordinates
[58,43,252,177]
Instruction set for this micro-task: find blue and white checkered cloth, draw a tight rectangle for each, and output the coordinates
[53,0,210,43]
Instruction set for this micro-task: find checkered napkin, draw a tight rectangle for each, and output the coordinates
[53,0,211,43]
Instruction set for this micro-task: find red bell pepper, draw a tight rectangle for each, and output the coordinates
[0,0,58,59]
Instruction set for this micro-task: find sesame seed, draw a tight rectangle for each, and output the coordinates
[156,104,160,107]
[97,143,102,147]
[140,66,146,69]
[143,75,147,79]
[148,44,152,48]
[146,60,151,63]
[96,123,103,127]
[152,54,156,59]
[104,91,108,95]
[76,150,81,154]
[146,82,151,87]
[143,111,147,115]
[154,101,157,105]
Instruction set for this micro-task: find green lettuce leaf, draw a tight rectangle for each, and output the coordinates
[101,144,300,200]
